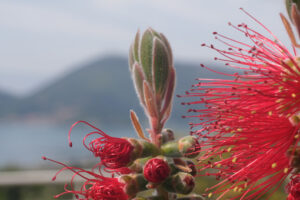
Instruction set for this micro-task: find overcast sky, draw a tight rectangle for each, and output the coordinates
[0,0,288,96]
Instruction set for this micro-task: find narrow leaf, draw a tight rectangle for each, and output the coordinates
[130,110,150,142]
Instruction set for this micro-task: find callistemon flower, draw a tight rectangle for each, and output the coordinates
[287,175,300,200]
[42,156,128,200]
[68,121,134,172]
[182,9,300,199]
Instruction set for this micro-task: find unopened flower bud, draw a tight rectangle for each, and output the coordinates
[161,128,175,144]
[119,174,148,197]
[143,156,171,183]
[186,160,197,177]
[128,138,160,159]
[161,136,200,158]
[129,28,175,125]
[162,172,195,194]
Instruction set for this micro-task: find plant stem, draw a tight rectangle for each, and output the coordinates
[156,185,169,200]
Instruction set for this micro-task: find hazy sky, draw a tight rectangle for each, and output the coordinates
[0,0,288,96]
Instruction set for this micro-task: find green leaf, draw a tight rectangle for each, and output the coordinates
[133,63,146,105]
[134,30,140,62]
[140,28,154,84]
[152,38,170,97]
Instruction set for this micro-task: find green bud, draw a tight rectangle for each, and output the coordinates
[178,136,200,158]
[161,136,200,158]
[129,28,175,122]
[129,157,152,173]
[162,172,195,194]
[119,174,148,197]
[127,138,160,161]
[161,128,175,144]
[161,140,181,157]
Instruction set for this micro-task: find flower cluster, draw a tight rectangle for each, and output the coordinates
[183,9,300,199]
[44,121,201,199]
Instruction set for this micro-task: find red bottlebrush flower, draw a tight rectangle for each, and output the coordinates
[182,9,300,199]
[143,157,171,183]
[287,175,300,200]
[68,121,134,171]
[42,156,128,200]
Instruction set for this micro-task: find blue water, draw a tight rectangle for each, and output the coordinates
[0,123,136,169]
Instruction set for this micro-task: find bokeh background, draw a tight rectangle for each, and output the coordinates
[0,0,290,199]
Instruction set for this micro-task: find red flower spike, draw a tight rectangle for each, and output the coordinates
[143,157,170,183]
[68,121,134,171]
[287,175,300,200]
[42,156,129,200]
[183,9,300,199]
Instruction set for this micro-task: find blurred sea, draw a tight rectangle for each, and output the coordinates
[0,123,136,169]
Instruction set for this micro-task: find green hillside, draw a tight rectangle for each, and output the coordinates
[0,55,230,129]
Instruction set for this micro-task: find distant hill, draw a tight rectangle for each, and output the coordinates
[0,91,18,117]
[0,55,233,129]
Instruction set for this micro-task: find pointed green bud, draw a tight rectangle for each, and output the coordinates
[162,172,195,194]
[129,28,175,123]
[161,136,200,158]
[119,174,148,197]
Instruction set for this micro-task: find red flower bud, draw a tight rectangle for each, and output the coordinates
[143,157,170,183]
[287,175,300,200]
